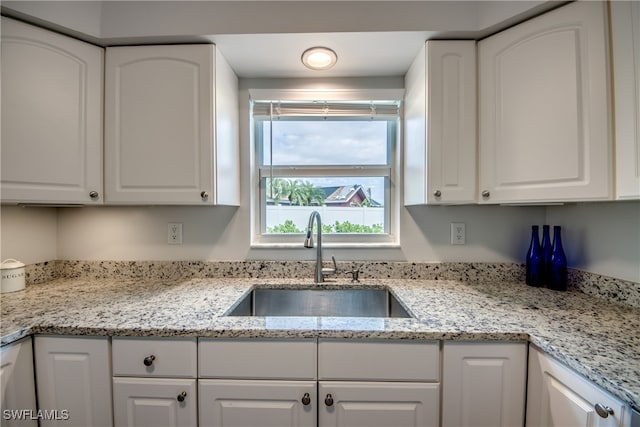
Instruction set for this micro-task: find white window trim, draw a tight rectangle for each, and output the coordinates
[249,89,402,249]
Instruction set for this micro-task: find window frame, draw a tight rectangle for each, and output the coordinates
[249,89,402,248]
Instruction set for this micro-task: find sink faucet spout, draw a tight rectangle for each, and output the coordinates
[304,211,333,283]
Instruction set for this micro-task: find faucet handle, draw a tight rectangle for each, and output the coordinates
[322,255,338,276]
[348,269,360,283]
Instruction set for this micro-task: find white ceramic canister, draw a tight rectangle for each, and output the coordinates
[1,259,26,293]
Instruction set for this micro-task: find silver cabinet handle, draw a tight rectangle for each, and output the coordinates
[594,403,614,418]
[200,191,209,200]
[143,355,156,366]
[89,191,99,200]
[177,391,187,402]
[301,392,311,406]
[433,190,442,198]
[481,190,490,198]
[324,394,334,407]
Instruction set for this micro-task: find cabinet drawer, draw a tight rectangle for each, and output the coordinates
[319,339,439,381]
[112,337,197,378]
[199,338,317,380]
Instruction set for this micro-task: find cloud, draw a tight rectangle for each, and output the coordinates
[263,121,388,166]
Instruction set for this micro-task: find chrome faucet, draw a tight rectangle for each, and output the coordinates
[303,211,337,283]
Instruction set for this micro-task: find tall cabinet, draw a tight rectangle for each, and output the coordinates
[611,1,640,200]
[478,1,612,204]
[1,17,103,205]
[104,44,239,205]
[404,41,477,205]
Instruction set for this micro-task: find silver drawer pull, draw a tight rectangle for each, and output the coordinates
[594,403,614,418]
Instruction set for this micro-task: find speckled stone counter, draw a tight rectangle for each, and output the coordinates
[1,276,639,412]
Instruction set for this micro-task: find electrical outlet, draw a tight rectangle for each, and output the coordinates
[168,223,183,245]
[450,222,466,245]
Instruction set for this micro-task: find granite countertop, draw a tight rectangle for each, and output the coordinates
[1,276,639,411]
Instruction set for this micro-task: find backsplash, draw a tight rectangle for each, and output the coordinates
[25,260,639,309]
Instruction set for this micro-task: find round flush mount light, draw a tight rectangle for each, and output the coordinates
[301,47,338,71]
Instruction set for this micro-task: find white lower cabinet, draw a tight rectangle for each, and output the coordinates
[198,338,440,427]
[113,378,197,427]
[199,379,316,427]
[0,337,37,427]
[112,337,197,427]
[526,346,631,427]
[34,336,113,427]
[318,381,439,427]
[318,339,440,427]
[198,338,317,426]
[442,342,527,427]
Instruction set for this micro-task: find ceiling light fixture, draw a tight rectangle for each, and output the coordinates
[301,47,338,71]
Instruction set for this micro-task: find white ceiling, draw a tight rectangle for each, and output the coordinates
[209,31,436,78]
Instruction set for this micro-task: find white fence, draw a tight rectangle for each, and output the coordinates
[266,205,384,230]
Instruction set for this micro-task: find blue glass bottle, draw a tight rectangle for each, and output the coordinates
[549,226,568,291]
[526,225,543,287]
[540,225,553,286]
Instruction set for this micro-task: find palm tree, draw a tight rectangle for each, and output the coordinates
[300,181,326,206]
[288,180,307,206]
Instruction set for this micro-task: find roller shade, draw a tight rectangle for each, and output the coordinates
[253,101,400,119]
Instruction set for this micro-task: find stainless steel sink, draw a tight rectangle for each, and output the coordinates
[226,288,412,318]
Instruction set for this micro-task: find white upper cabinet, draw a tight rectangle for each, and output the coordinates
[611,1,640,200]
[478,1,612,204]
[404,41,477,205]
[105,44,239,205]
[1,17,103,205]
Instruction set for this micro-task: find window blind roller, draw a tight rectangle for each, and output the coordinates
[252,101,400,119]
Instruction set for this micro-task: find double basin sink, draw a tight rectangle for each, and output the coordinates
[226,287,412,318]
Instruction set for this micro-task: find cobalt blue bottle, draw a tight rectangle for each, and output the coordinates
[549,226,568,291]
[526,225,543,287]
[540,225,553,286]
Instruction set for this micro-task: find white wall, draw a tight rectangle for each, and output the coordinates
[0,206,57,264]
[546,201,640,283]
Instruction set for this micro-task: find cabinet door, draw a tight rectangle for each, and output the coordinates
[478,1,611,203]
[105,45,215,204]
[0,17,103,205]
[1,337,37,427]
[442,342,527,427]
[526,346,628,427]
[404,41,476,205]
[199,379,316,427]
[113,378,197,427]
[34,336,112,427]
[318,381,439,427]
[611,1,640,200]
